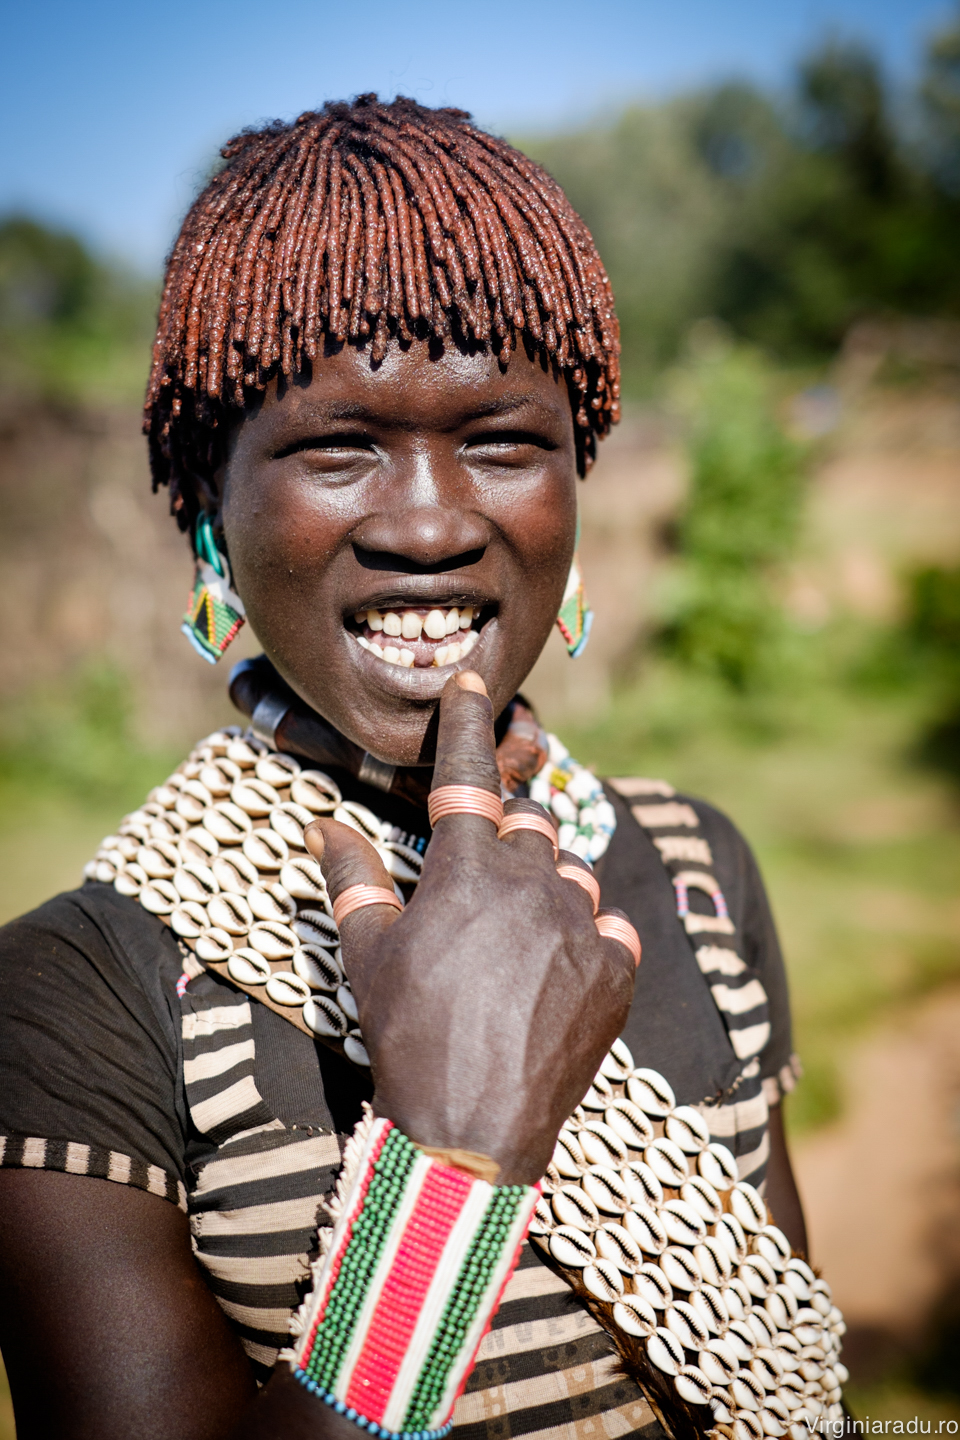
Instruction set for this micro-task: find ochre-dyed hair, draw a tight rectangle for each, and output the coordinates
[145,94,620,527]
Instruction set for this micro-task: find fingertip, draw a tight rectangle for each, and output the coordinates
[455,670,487,695]
[304,820,326,860]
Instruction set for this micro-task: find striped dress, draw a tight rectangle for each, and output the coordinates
[0,776,798,1438]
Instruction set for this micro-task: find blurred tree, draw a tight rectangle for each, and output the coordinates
[656,338,806,692]
[0,215,155,402]
[921,7,960,194]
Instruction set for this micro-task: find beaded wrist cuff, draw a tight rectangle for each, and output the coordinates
[283,1107,537,1440]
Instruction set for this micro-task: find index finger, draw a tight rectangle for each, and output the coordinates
[428,672,502,840]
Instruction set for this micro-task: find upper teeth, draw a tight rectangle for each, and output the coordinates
[352,607,478,668]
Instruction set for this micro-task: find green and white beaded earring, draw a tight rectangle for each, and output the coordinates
[555,523,593,658]
[182,513,246,663]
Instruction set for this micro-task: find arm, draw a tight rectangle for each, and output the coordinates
[764,1100,808,1257]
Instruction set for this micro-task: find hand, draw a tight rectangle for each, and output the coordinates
[305,673,637,1186]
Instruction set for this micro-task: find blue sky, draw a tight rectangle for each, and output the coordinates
[1,0,953,269]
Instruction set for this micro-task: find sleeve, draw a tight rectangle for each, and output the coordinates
[0,885,189,1208]
[690,801,800,1105]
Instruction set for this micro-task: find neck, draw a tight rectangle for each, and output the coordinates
[228,656,547,809]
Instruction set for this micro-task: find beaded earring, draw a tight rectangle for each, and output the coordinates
[555,526,593,658]
[182,512,246,663]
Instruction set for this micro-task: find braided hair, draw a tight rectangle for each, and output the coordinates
[145,95,620,527]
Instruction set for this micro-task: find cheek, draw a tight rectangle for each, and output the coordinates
[223,477,346,604]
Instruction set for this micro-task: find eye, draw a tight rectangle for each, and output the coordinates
[273,431,376,460]
[464,429,557,460]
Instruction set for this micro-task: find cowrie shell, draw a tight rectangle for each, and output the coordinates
[248,883,296,923]
[647,1327,685,1377]
[623,1205,668,1255]
[529,1195,554,1236]
[675,1365,712,1406]
[227,948,272,985]
[170,901,211,938]
[266,971,310,1006]
[621,1161,663,1209]
[635,1261,673,1309]
[809,1290,831,1319]
[660,1245,702,1292]
[665,1105,712,1153]
[758,1402,790,1436]
[733,1412,764,1440]
[256,752,301,787]
[343,1033,370,1067]
[94,858,118,883]
[644,1137,689,1187]
[293,909,340,950]
[114,864,147,897]
[627,1068,676,1116]
[746,1308,776,1346]
[753,1227,791,1272]
[199,758,241,796]
[751,1349,784,1389]
[605,1099,654,1150]
[303,995,348,1038]
[173,863,219,904]
[599,1036,634,1081]
[195,927,234,961]
[149,813,186,840]
[579,1122,627,1168]
[231,778,281,816]
[138,840,179,879]
[226,737,266,768]
[595,1222,643,1273]
[334,800,385,843]
[176,782,213,823]
[242,829,289,871]
[698,1142,739,1191]
[140,879,178,914]
[613,1294,658,1337]
[692,1283,729,1335]
[581,1165,629,1214]
[699,1337,739,1385]
[660,1199,707,1246]
[769,1330,801,1368]
[580,1084,609,1111]
[149,784,179,809]
[551,1132,586,1178]
[583,1259,624,1301]
[270,802,315,850]
[248,922,297,960]
[549,1226,596,1268]
[731,1182,768,1234]
[724,1277,752,1320]
[785,1257,815,1286]
[336,984,359,1023]
[212,849,258,895]
[732,1370,766,1412]
[666,1300,710,1350]
[695,1236,733,1287]
[280,857,329,904]
[377,842,422,883]
[764,1288,798,1332]
[178,828,219,864]
[207,893,254,935]
[203,802,252,845]
[716,1213,749,1264]
[682,1176,723,1224]
[290,770,341,813]
[739,1255,777,1298]
[293,945,342,991]
[725,1319,756,1360]
[553,1185,600,1232]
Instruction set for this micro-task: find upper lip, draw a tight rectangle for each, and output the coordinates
[344,580,496,617]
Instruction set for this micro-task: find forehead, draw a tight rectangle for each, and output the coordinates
[248,340,574,434]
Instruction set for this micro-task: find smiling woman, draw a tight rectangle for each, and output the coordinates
[0,96,839,1440]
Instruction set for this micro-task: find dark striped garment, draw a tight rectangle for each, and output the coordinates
[0,771,797,1438]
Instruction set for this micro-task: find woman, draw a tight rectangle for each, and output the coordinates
[0,97,841,1440]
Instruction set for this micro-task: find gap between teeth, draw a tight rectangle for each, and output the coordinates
[351,607,479,668]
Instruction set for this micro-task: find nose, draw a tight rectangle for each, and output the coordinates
[350,447,490,574]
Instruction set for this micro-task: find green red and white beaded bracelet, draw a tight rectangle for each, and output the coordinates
[283,1108,537,1440]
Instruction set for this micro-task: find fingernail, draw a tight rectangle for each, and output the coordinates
[304,821,325,858]
[455,670,487,695]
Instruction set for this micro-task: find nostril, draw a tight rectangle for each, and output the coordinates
[352,545,486,574]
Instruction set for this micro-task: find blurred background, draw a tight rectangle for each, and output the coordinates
[2,0,960,1429]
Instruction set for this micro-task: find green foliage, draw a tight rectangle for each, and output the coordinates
[902,564,960,779]
[0,215,156,403]
[656,339,806,691]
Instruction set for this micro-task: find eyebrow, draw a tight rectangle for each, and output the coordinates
[282,392,562,429]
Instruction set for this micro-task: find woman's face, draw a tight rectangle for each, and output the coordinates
[219,339,578,766]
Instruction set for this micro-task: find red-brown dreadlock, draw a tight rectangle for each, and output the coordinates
[145,95,620,527]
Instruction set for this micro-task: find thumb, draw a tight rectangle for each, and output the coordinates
[305,819,402,958]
